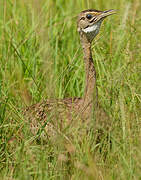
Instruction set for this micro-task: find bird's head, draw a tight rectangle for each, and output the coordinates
[77,9,116,43]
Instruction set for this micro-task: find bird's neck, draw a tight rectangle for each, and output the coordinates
[80,33,98,113]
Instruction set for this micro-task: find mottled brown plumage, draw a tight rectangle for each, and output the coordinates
[24,9,116,138]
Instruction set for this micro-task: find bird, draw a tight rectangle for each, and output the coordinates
[24,9,116,139]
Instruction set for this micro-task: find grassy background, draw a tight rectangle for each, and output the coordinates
[0,0,140,179]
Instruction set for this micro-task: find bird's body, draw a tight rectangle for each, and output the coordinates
[24,97,92,138]
[24,9,116,138]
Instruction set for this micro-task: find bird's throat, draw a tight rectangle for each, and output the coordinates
[82,20,102,42]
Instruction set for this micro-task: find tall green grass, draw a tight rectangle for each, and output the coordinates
[0,0,140,179]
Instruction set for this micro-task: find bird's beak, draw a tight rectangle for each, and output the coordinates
[100,9,116,19]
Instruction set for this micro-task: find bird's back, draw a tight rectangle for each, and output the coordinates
[24,97,86,138]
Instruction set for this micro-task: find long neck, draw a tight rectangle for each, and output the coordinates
[80,33,98,111]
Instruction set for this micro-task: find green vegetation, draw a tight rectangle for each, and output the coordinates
[0,0,140,179]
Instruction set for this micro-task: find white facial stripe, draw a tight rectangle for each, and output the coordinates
[82,24,98,33]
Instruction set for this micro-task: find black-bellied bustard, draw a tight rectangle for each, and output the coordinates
[24,9,116,139]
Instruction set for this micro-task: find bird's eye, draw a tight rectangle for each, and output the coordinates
[86,14,92,19]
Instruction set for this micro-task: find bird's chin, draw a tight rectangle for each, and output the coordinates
[82,24,99,42]
[82,24,98,33]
